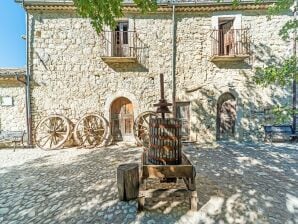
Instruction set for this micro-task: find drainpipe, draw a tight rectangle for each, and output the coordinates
[293,0,297,133]
[171,3,177,118]
[23,3,33,147]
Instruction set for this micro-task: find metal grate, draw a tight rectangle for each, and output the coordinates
[211,29,250,56]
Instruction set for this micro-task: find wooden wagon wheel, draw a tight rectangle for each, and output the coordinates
[74,113,108,148]
[35,115,71,150]
[133,111,158,147]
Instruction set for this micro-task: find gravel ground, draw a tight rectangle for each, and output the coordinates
[0,142,297,224]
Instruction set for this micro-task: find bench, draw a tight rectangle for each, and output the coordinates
[263,125,297,143]
[0,131,25,151]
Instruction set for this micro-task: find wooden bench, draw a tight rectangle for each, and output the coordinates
[263,125,297,143]
[0,131,25,151]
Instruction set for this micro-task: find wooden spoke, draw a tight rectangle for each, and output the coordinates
[93,128,105,132]
[56,131,67,134]
[142,117,150,126]
[53,117,57,130]
[53,135,58,145]
[55,121,64,131]
[82,135,89,145]
[137,123,147,129]
[41,135,51,147]
[92,116,100,127]
[35,115,71,150]
[55,132,64,141]
[133,111,158,147]
[42,120,51,130]
[38,135,50,141]
[74,113,108,148]
[49,137,54,149]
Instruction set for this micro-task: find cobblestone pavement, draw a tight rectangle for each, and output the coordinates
[0,142,297,224]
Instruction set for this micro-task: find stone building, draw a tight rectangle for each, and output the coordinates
[0,69,26,134]
[16,0,294,145]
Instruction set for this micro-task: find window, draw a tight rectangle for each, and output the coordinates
[0,96,13,106]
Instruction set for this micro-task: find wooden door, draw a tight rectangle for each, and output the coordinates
[113,22,129,57]
[176,102,190,141]
[111,97,134,141]
[219,20,234,55]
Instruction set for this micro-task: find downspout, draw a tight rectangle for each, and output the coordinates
[171,3,177,118]
[293,0,297,133]
[23,1,33,146]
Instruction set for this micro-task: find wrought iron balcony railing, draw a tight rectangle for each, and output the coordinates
[101,31,141,63]
[211,28,250,61]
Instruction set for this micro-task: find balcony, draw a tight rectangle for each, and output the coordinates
[101,31,140,63]
[210,29,250,62]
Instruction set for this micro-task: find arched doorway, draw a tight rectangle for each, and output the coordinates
[216,92,236,140]
[110,97,134,141]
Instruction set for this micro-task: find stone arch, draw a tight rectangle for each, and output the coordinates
[104,91,140,120]
[216,92,237,140]
[110,97,134,141]
[104,91,139,142]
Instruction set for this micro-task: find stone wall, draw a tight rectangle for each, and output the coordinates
[173,11,292,142]
[28,9,292,143]
[29,12,169,134]
[0,84,26,132]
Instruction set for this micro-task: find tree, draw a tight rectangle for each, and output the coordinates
[253,0,297,85]
[251,0,297,128]
[73,0,157,33]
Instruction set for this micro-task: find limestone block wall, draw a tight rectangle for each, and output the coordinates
[173,11,292,142]
[0,84,26,132]
[29,12,172,141]
[28,10,292,143]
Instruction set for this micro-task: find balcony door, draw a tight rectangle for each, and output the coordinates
[218,19,234,55]
[113,22,129,57]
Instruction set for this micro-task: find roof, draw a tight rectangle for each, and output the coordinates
[15,0,274,12]
[15,0,73,5]
[15,0,274,6]
[0,68,26,77]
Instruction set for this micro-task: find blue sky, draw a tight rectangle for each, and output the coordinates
[0,0,25,68]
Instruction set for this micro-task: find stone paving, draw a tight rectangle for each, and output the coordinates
[0,142,297,224]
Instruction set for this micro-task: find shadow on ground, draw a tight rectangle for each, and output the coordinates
[0,142,297,224]
[185,141,297,224]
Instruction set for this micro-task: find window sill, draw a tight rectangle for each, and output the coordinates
[210,54,249,62]
[101,56,138,63]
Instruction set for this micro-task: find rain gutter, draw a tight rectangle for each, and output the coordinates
[292,0,297,133]
[20,0,33,146]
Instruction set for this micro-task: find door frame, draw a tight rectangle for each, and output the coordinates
[113,21,129,57]
[216,92,236,141]
[110,97,134,142]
